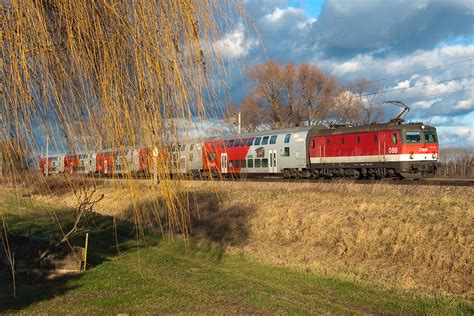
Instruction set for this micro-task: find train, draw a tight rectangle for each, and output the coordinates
[39,121,439,180]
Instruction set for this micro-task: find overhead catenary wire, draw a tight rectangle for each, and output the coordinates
[358,75,473,98]
[394,88,474,102]
[345,58,474,89]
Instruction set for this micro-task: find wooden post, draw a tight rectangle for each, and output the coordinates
[83,232,89,272]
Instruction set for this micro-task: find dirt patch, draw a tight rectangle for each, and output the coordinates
[0,234,83,278]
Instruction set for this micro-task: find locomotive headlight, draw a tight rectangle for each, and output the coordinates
[410,151,414,159]
[432,152,438,159]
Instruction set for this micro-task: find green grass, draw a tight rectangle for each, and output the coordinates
[1,191,472,315]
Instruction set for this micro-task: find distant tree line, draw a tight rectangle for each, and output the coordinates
[226,60,384,131]
[436,148,474,178]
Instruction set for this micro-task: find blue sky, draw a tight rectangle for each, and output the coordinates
[216,0,474,147]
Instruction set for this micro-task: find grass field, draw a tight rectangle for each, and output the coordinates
[31,177,474,296]
[1,189,473,314]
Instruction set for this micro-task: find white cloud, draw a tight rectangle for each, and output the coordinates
[455,99,473,110]
[394,80,410,89]
[214,23,257,60]
[264,7,305,23]
[450,127,474,144]
[412,98,442,109]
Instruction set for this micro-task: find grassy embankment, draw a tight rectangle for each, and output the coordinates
[1,185,472,314]
[33,178,474,296]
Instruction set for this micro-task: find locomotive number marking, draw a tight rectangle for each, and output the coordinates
[388,147,398,154]
[419,148,428,152]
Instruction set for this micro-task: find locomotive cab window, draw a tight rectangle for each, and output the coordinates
[270,135,277,144]
[406,131,422,143]
[392,133,398,144]
[284,134,291,143]
[262,136,269,145]
[255,137,262,145]
[234,140,240,147]
[221,141,225,149]
[424,131,437,143]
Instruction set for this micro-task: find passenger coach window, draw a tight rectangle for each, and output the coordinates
[262,158,269,167]
[241,160,246,168]
[424,131,437,143]
[221,141,225,149]
[311,139,315,149]
[247,159,254,168]
[234,160,240,168]
[284,147,290,157]
[255,137,262,145]
[406,131,422,143]
[228,140,234,148]
[284,134,291,143]
[341,137,345,144]
[357,136,360,144]
[234,140,240,147]
[262,136,269,145]
[374,135,378,142]
[270,135,277,144]
[248,137,255,146]
[392,133,398,144]
[326,138,330,145]
[255,159,261,168]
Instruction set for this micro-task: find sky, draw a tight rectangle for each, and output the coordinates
[214,0,474,147]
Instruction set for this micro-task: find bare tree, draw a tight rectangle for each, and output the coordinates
[350,78,384,124]
[331,91,363,125]
[437,148,474,178]
[248,61,285,128]
[241,61,341,128]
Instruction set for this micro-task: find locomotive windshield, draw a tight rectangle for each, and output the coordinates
[405,131,422,143]
[424,130,437,143]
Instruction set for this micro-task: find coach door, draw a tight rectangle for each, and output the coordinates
[377,135,386,162]
[221,153,228,174]
[104,159,108,174]
[269,150,277,173]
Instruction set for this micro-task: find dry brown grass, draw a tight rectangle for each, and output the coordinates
[16,178,474,298]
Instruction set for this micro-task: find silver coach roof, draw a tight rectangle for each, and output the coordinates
[207,125,326,141]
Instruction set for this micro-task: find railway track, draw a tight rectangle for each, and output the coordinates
[225,177,474,187]
[76,174,474,187]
